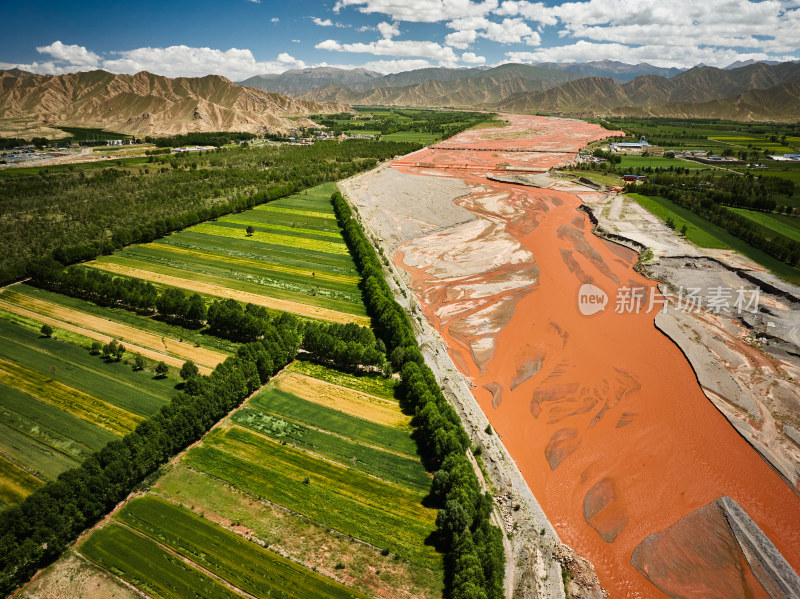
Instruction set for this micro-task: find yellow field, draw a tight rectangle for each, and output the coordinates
[0,295,218,374]
[146,243,360,285]
[0,455,44,506]
[221,219,344,240]
[0,359,142,436]
[86,261,371,326]
[190,223,350,255]
[273,372,411,430]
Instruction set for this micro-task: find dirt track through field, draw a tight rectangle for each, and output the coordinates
[386,114,800,597]
[273,372,411,430]
[0,291,225,370]
[86,261,371,326]
[0,298,213,375]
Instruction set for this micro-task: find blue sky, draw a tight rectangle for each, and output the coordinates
[2,0,798,78]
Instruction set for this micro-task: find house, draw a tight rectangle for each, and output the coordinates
[623,174,646,184]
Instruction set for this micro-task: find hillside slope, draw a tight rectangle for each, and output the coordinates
[496,61,800,120]
[0,70,349,137]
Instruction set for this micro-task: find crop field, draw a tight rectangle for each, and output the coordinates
[249,388,419,457]
[109,495,370,599]
[152,466,441,598]
[630,193,800,282]
[0,287,227,371]
[83,182,370,324]
[617,155,714,171]
[80,523,242,599]
[0,318,173,506]
[231,407,429,491]
[287,359,399,400]
[273,371,411,429]
[727,207,800,243]
[184,426,439,568]
[11,284,238,355]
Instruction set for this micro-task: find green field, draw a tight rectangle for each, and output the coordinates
[80,523,241,599]
[287,360,399,400]
[728,208,800,243]
[231,407,430,491]
[184,425,439,569]
[87,183,369,320]
[617,155,714,171]
[153,465,442,598]
[0,318,174,506]
[629,193,800,282]
[250,387,419,457]
[116,495,369,599]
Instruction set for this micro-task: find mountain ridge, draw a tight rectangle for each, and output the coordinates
[0,69,348,138]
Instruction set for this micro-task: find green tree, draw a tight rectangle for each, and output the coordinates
[155,361,169,377]
[134,354,145,371]
[90,341,103,355]
[40,324,53,337]
[246,225,255,236]
[680,224,688,236]
[180,360,199,380]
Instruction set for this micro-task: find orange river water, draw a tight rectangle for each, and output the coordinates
[390,115,800,598]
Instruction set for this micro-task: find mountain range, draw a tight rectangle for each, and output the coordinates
[239,61,800,121]
[1,59,799,139]
[0,70,347,138]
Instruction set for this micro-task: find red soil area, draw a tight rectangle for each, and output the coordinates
[391,115,800,598]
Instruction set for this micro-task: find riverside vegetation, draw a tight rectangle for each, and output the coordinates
[1,116,505,598]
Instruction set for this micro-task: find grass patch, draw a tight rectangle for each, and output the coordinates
[629,193,800,283]
[727,208,800,243]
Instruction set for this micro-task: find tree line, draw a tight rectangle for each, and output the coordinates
[332,191,505,599]
[0,139,420,284]
[28,261,387,369]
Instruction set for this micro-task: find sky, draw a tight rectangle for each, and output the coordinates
[2,0,799,79]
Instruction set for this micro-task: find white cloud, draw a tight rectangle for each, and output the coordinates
[505,40,798,68]
[36,41,100,67]
[334,0,498,22]
[462,51,486,63]
[102,45,306,79]
[312,17,334,26]
[495,1,558,25]
[445,29,477,49]
[314,58,434,72]
[445,16,539,47]
[292,39,301,43]
[270,17,279,22]
[315,37,459,64]
[377,21,400,38]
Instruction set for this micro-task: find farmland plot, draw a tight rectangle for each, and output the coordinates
[84,182,370,324]
[0,319,173,507]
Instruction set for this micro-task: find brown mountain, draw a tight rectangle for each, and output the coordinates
[496,61,800,121]
[300,64,581,108]
[0,70,349,138]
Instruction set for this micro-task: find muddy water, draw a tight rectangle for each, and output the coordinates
[392,115,800,597]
